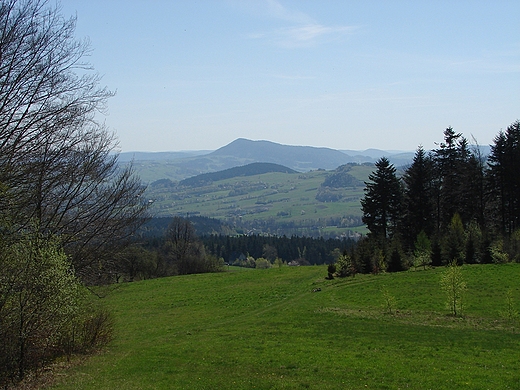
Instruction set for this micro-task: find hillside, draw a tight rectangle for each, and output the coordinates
[145,163,373,238]
[125,140,414,237]
[49,264,520,389]
[117,150,211,163]
[179,162,297,187]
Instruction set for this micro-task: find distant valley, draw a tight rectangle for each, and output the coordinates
[129,139,492,237]
[121,139,416,237]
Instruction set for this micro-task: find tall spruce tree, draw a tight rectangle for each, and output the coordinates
[458,142,486,226]
[361,157,402,240]
[466,141,488,228]
[433,127,465,230]
[433,127,481,231]
[487,120,520,235]
[401,146,435,249]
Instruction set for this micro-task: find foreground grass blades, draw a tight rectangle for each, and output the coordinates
[51,265,520,389]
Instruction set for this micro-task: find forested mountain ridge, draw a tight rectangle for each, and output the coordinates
[179,162,297,187]
[120,138,415,183]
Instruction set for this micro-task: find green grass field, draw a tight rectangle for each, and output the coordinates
[50,265,520,389]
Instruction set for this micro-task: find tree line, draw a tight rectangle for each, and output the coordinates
[350,123,520,275]
[202,233,355,266]
[129,122,520,278]
[113,216,356,280]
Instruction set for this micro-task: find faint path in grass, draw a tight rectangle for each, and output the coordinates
[47,265,520,390]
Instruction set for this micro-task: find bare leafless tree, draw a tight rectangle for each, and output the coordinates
[165,217,206,275]
[0,0,148,280]
[0,0,109,170]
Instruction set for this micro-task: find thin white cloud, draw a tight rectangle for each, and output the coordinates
[283,24,356,45]
[264,0,313,24]
[238,0,357,48]
[250,24,357,48]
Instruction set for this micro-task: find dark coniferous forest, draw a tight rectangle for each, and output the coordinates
[356,122,520,273]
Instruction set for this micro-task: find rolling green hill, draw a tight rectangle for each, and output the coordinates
[206,138,358,171]
[179,162,297,187]
[49,264,520,389]
[121,140,415,235]
[145,163,374,237]
[126,139,417,237]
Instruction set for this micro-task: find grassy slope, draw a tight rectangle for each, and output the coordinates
[146,165,374,236]
[51,265,520,389]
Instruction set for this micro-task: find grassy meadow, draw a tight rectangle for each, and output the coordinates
[50,264,520,389]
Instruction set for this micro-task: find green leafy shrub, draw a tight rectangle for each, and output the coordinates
[0,232,82,383]
[0,229,115,386]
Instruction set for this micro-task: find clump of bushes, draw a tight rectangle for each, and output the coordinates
[0,231,113,387]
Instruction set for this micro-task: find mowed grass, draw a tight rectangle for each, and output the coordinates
[50,265,520,389]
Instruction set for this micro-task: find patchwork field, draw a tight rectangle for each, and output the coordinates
[50,264,520,389]
[144,165,375,237]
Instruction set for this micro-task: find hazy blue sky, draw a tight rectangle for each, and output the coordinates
[61,0,519,152]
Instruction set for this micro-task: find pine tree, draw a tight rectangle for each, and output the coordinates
[361,157,403,240]
[433,128,470,230]
[467,140,488,228]
[401,146,435,249]
[387,239,405,272]
[443,213,466,265]
[488,121,520,235]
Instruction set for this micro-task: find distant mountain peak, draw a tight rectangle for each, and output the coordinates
[207,138,352,169]
[119,139,416,183]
